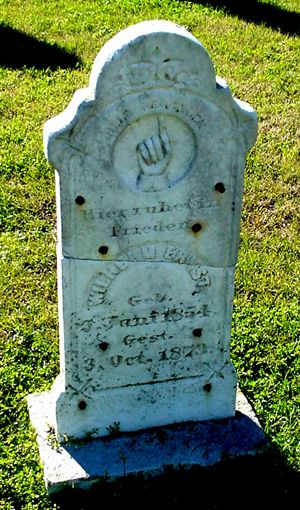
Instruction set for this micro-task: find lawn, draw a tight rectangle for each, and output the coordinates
[0,0,299,508]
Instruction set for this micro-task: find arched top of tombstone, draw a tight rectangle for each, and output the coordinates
[44,20,257,170]
[89,20,216,99]
[43,21,257,266]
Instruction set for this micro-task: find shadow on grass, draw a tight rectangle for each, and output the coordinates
[0,23,81,70]
[52,452,300,509]
[181,0,300,36]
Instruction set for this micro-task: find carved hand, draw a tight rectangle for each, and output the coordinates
[137,118,171,176]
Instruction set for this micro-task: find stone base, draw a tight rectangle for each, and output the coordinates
[27,387,269,496]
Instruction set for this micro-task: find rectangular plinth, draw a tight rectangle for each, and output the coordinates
[27,388,269,495]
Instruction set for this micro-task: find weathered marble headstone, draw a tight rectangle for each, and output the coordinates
[28,21,262,492]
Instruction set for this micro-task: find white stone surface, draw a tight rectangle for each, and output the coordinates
[32,21,257,442]
[50,259,237,439]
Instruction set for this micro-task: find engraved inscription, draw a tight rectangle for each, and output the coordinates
[82,197,218,222]
[111,220,190,237]
[76,303,211,331]
[109,344,205,369]
[66,261,228,392]
[70,301,215,386]
[88,261,129,306]
[125,267,210,305]
[128,293,166,306]
[118,304,211,327]
[119,244,198,265]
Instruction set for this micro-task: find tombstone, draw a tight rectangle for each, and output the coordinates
[28,21,266,494]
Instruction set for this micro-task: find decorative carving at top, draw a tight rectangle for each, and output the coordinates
[111,59,204,97]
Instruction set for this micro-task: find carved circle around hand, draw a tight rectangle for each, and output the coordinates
[113,113,197,193]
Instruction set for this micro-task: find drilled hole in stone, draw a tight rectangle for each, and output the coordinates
[75,195,85,205]
[203,383,212,393]
[99,245,109,255]
[193,328,202,337]
[215,182,225,193]
[99,342,109,351]
[78,400,87,410]
[191,223,202,233]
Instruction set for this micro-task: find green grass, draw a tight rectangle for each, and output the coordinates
[0,0,299,508]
